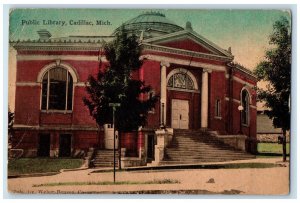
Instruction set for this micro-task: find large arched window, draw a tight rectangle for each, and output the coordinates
[167,69,198,91]
[41,67,73,111]
[241,89,250,125]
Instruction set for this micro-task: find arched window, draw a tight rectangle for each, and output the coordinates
[167,72,195,90]
[241,89,250,125]
[41,67,73,111]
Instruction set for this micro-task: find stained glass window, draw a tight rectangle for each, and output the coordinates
[167,73,194,90]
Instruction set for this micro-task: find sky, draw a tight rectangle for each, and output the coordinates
[9,9,291,70]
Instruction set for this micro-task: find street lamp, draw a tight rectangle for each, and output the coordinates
[109,103,120,183]
[238,105,244,134]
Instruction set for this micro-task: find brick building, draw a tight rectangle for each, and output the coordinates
[10,12,257,164]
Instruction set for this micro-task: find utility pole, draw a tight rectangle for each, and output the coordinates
[109,103,120,183]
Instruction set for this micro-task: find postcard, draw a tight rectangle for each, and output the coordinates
[7,8,291,195]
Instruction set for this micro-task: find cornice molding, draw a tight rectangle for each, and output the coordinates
[17,54,106,62]
[141,43,233,62]
[141,54,227,71]
[16,82,39,87]
[11,42,104,51]
[232,76,255,88]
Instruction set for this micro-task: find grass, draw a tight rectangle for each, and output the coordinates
[257,143,290,158]
[8,158,84,175]
[32,179,180,187]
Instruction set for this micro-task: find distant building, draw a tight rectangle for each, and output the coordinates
[10,12,257,161]
[257,107,287,143]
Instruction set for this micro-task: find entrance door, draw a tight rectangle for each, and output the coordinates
[104,124,118,149]
[147,134,155,161]
[171,99,189,129]
[59,134,71,157]
[37,133,50,157]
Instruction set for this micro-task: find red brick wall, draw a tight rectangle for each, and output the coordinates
[40,113,72,125]
[73,131,102,150]
[14,86,41,125]
[209,71,227,132]
[231,76,257,140]
[12,131,38,149]
[140,60,161,128]
[72,87,96,125]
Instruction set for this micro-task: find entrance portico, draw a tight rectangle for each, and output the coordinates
[160,65,208,129]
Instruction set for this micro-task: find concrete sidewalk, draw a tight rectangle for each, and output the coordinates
[89,157,289,173]
[7,157,289,195]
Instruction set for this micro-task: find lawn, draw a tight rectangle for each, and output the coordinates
[257,143,290,157]
[257,143,290,154]
[8,158,84,176]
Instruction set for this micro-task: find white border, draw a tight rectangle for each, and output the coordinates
[1,2,299,202]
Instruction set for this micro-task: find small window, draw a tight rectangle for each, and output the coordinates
[241,90,250,125]
[148,90,155,113]
[41,67,73,111]
[215,99,221,118]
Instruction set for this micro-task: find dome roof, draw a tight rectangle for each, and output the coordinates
[114,11,184,39]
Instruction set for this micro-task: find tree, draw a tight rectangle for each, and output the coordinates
[254,16,291,161]
[83,27,158,161]
[8,108,14,146]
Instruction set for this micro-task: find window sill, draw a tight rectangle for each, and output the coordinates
[41,110,72,114]
[214,116,222,120]
[242,124,249,127]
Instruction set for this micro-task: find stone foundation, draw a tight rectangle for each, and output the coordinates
[214,134,248,151]
[121,157,142,168]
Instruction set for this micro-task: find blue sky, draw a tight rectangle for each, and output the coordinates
[9,9,291,70]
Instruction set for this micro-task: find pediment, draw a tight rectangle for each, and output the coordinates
[156,37,215,54]
[143,30,232,58]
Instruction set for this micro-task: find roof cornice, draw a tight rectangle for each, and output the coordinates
[10,42,104,51]
[141,42,233,62]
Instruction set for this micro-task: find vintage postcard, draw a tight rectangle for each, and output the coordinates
[7,8,291,195]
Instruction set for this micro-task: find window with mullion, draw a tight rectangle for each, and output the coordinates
[41,67,73,111]
[241,90,249,125]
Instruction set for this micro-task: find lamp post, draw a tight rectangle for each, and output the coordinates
[109,103,120,183]
[238,105,244,134]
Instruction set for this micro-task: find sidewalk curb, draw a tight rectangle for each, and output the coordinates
[90,161,282,174]
[8,171,60,179]
[8,165,89,179]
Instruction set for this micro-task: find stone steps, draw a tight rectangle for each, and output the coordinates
[93,150,119,167]
[162,130,255,164]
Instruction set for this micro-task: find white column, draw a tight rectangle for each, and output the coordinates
[160,61,169,126]
[201,69,209,128]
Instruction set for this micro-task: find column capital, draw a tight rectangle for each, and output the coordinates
[203,68,212,73]
[161,61,170,68]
